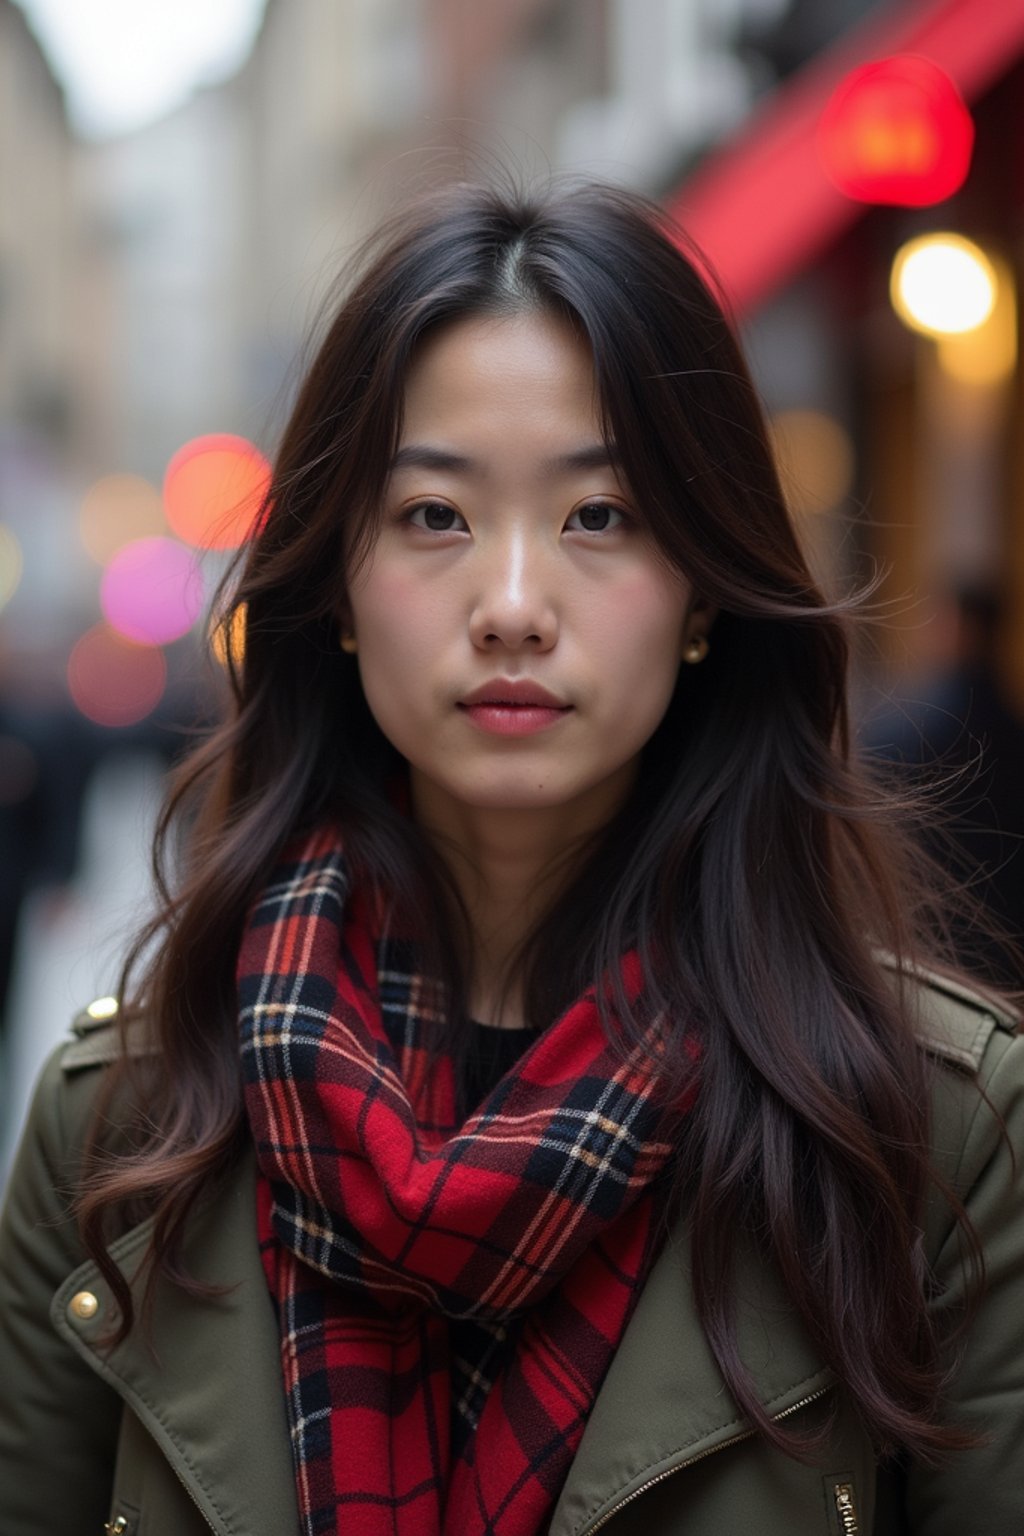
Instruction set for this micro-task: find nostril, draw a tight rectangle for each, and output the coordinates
[483,632,544,646]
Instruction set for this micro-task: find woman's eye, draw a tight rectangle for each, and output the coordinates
[566,502,625,533]
[409,501,466,532]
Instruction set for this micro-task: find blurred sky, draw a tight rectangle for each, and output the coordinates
[14,0,267,138]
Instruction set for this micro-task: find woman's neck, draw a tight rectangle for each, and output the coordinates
[409,778,625,1030]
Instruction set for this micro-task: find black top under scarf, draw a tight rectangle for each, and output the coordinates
[462,1020,542,1114]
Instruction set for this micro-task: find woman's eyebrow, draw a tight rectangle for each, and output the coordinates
[388,445,472,473]
[549,442,620,473]
[387,442,620,474]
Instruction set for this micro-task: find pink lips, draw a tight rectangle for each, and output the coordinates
[458,679,572,737]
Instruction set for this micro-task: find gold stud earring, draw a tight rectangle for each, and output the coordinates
[340,633,358,655]
[683,634,709,665]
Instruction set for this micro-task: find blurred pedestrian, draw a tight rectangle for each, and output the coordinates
[862,584,1024,986]
[0,674,94,1045]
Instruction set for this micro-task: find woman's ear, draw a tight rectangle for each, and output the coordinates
[336,596,354,633]
[681,595,718,666]
[335,600,359,654]
[334,598,358,654]
[686,593,718,635]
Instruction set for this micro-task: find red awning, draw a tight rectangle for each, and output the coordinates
[665,0,1024,316]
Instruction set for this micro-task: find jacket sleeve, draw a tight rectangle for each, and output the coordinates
[905,1024,1024,1533]
[0,1042,122,1532]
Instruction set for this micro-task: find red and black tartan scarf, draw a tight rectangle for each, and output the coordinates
[238,826,687,1536]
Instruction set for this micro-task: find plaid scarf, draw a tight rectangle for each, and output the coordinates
[239,826,688,1536]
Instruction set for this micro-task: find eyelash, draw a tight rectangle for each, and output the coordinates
[404,500,630,534]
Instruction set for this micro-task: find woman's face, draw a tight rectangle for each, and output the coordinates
[346,309,698,832]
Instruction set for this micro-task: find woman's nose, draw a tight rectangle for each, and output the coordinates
[468,530,558,652]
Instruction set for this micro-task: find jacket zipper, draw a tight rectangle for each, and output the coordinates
[167,1457,217,1534]
[581,1383,833,1535]
[108,1462,216,1536]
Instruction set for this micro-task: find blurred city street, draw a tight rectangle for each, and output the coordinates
[0,751,163,1176]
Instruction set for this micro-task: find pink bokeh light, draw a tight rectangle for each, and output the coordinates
[67,625,167,728]
[100,536,205,645]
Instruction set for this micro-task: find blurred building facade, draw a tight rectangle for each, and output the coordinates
[0,0,74,454]
[228,0,789,442]
[76,92,249,476]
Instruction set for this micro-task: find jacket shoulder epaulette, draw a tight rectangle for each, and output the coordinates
[878,953,1021,1072]
[61,996,156,1072]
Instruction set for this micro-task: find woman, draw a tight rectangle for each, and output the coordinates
[1,179,1021,1536]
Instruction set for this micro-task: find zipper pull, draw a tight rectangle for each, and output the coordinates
[833,1481,859,1533]
[104,1518,130,1535]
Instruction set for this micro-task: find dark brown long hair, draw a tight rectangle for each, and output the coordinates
[78,177,1014,1462]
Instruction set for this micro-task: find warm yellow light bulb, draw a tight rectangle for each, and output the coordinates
[890,234,997,337]
[937,254,1016,387]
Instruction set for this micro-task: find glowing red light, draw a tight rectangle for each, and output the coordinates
[67,625,167,728]
[818,55,973,207]
[163,433,271,550]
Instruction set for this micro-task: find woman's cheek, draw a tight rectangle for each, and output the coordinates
[356,566,444,662]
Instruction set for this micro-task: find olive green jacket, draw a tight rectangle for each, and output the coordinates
[1,966,1022,1536]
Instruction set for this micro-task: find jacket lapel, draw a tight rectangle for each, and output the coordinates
[52,1148,298,1536]
[549,1223,833,1536]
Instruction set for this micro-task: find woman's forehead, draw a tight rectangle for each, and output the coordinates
[395,311,608,474]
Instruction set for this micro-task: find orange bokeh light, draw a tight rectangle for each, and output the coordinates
[67,623,167,728]
[163,433,271,550]
[79,474,167,565]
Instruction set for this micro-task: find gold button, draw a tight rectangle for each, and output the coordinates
[86,995,119,1021]
[69,1290,99,1320]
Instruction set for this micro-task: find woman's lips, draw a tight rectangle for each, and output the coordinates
[458,678,572,735]
[458,702,573,736]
